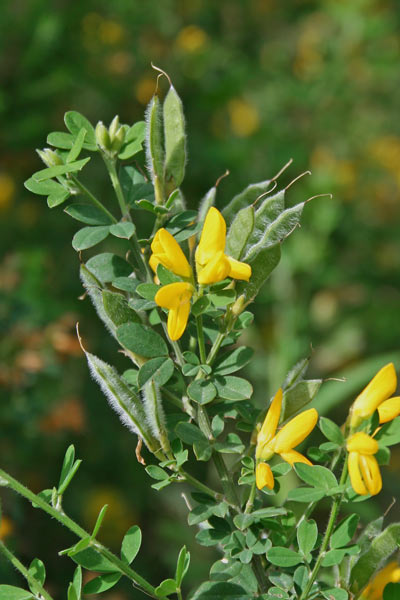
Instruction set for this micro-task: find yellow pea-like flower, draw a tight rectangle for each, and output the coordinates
[346,432,382,496]
[155,282,194,341]
[195,207,251,284]
[256,462,274,490]
[350,363,397,428]
[377,396,400,424]
[255,388,318,489]
[150,228,192,278]
[361,561,400,600]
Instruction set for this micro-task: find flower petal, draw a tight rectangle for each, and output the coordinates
[256,462,274,490]
[363,562,400,600]
[272,408,318,453]
[359,455,382,496]
[196,207,226,266]
[280,450,313,467]
[197,251,230,284]
[151,228,192,277]
[155,282,193,310]
[348,451,368,496]
[378,397,400,424]
[346,432,378,456]
[227,256,252,281]
[167,301,191,341]
[352,363,397,422]
[257,388,282,448]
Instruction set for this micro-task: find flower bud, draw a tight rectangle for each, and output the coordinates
[108,115,120,141]
[231,294,246,317]
[36,148,63,167]
[110,126,126,153]
[95,121,111,151]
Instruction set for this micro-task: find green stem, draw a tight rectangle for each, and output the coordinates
[206,331,226,366]
[298,458,348,600]
[196,315,207,364]
[244,481,256,514]
[0,541,54,600]
[179,468,222,501]
[104,157,130,218]
[70,176,117,224]
[0,469,158,598]
[196,406,240,509]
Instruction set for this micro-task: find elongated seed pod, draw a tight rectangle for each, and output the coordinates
[145,94,165,204]
[163,85,186,195]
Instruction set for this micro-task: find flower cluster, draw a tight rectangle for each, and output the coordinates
[150,207,251,340]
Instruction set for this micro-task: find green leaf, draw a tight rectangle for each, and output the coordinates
[175,422,207,444]
[319,417,344,445]
[120,166,154,206]
[116,322,168,358]
[0,587,34,600]
[58,444,81,495]
[192,581,252,600]
[222,179,272,225]
[70,566,82,600]
[64,111,97,147]
[330,514,359,549]
[209,560,258,594]
[238,242,281,302]
[175,545,190,587]
[102,290,141,327]
[281,379,322,422]
[109,222,136,239]
[72,226,110,250]
[209,289,236,308]
[322,589,348,600]
[136,283,159,300]
[28,558,45,587]
[65,203,113,225]
[297,519,318,557]
[118,121,146,160]
[187,380,217,405]
[121,525,142,564]
[67,127,87,162]
[213,376,253,401]
[375,417,400,446]
[164,85,186,190]
[112,277,139,293]
[384,583,400,600]
[266,547,303,568]
[322,549,347,567]
[146,465,169,480]
[83,572,121,595]
[350,523,400,594]
[70,547,116,573]
[226,206,255,260]
[92,505,108,538]
[32,157,90,181]
[156,263,182,285]
[155,579,177,597]
[287,487,326,503]
[192,296,211,316]
[47,188,71,208]
[214,433,245,454]
[294,464,338,491]
[214,347,254,375]
[24,177,66,196]
[138,357,174,388]
[86,253,132,283]
[194,440,213,461]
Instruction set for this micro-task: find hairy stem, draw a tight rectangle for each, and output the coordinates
[0,541,54,600]
[70,176,117,223]
[0,469,158,598]
[298,458,348,600]
[196,315,207,364]
[179,469,222,501]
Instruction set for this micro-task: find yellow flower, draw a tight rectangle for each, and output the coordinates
[255,388,318,490]
[155,282,194,341]
[347,432,382,496]
[256,462,274,490]
[150,228,192,278]
[350,363,398,427]
[195,207,251,284]
[361,561,400,600]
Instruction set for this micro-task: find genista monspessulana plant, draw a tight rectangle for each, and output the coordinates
[1,71,400,600]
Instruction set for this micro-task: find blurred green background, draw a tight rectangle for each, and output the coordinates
[1,0,400,597]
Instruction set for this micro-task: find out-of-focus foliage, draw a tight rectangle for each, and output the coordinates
[1,0,399,597]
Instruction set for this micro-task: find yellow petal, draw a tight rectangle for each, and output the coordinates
[227,256,252,281]
[149,253,160,273]
[155,282,193,310]
[257,389,282,448]
[280,450,313,467]
[363,562,400,600]
[272,408,318,453]
[150,228,192,277]
[196,207,226,266]
[378,397,400,423]
[256,462,274,490]
[348,451,368,495]
[167,301,191,341]
[359,455,382,496]
[352,363,397,423]
[346,432,378,456]
[197,251,230,284]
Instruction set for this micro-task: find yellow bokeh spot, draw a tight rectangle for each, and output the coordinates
[176,25,208,53]
[135,77,156,105]
[0,516,14,540]
[83,487,138,545]
[368,135,400,174]
[105,51,133,76]
[99,20,125,45]
[0,173,15,211]
[228,99,260,138]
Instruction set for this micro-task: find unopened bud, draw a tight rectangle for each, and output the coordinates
[108,115,120,141]
[36,148,63,167]
[95,121,111,151]
[231,294,246,317]
[110,126,125,153]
